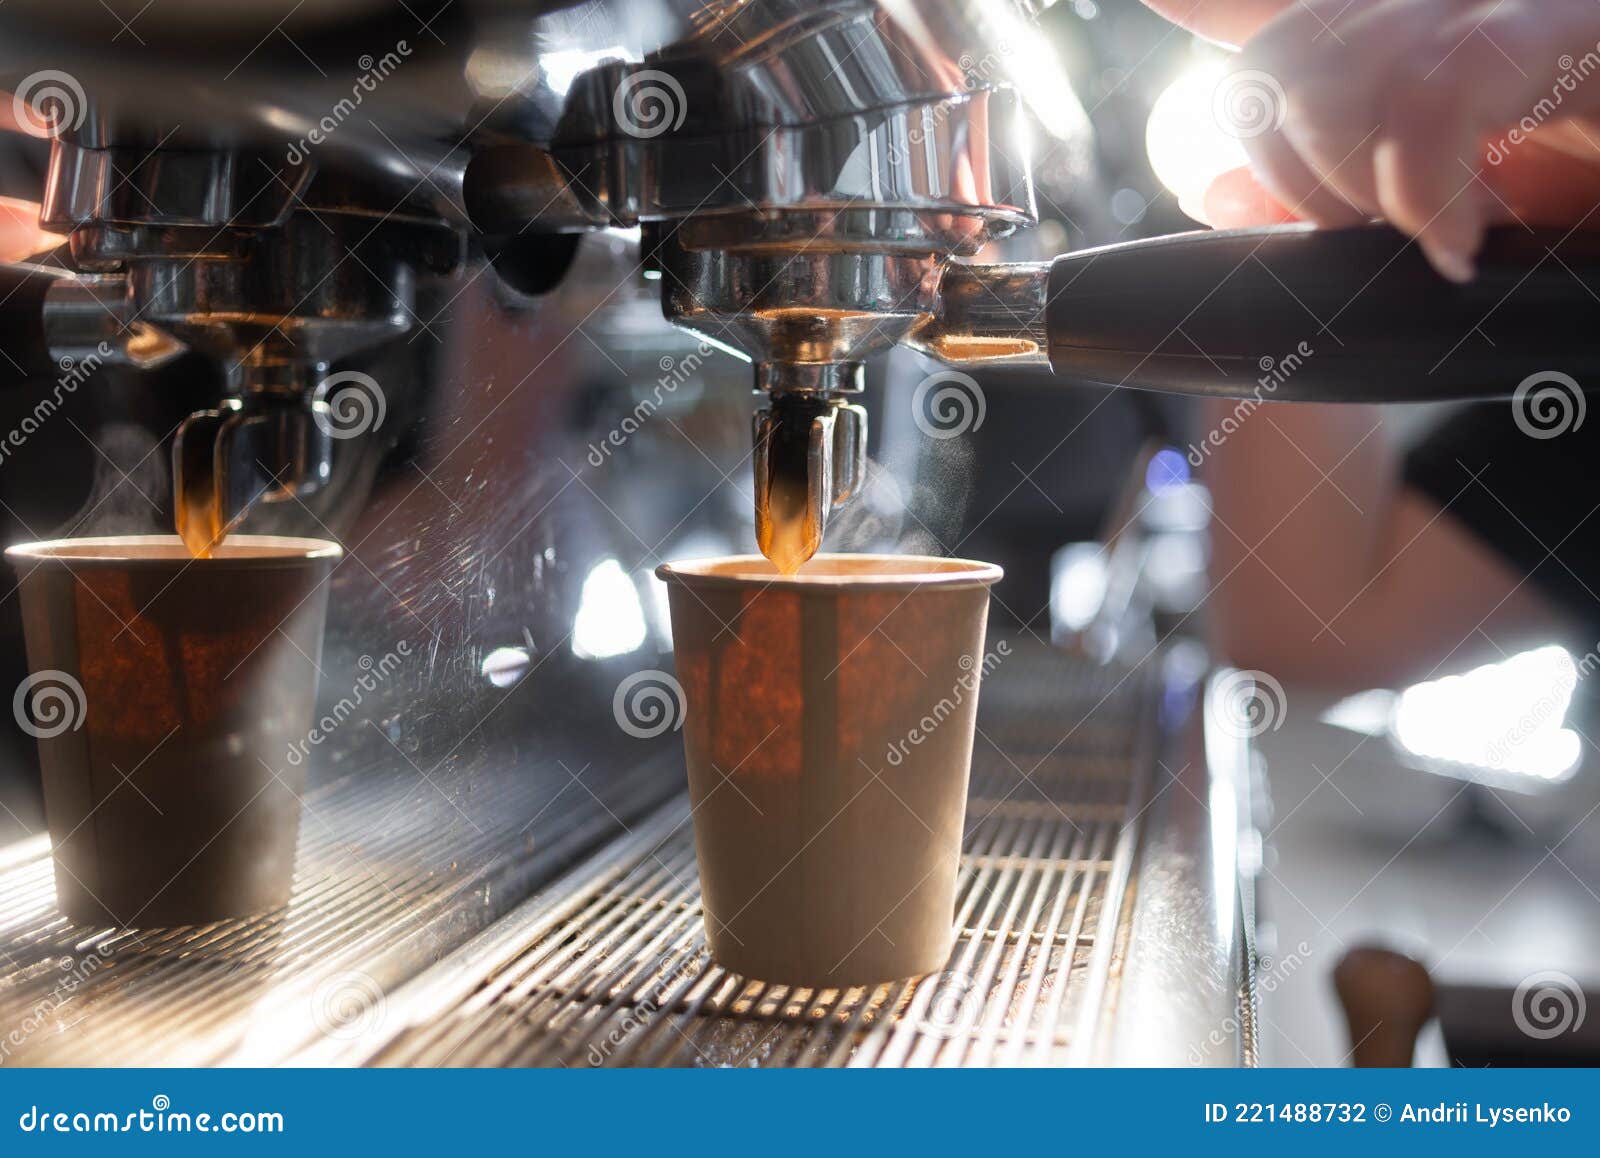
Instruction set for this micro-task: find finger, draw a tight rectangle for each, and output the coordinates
[0,199,62,261]
[1222,0,1390,224]
[1244,0,1432,220]
[1372,0,1574,278]
[0,91,51,138]
[1142,0,1297,48]
[1192,165,1302,227]
[1235,115,1370,225]
[1372,134,1488,281]
[1484,134,1600,227]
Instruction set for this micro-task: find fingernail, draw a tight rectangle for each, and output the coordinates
[1426,243,1477,284]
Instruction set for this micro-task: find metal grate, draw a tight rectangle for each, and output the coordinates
[352,647,1157,1067]
[0,752,680,1065]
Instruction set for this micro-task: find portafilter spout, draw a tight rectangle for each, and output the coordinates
[656,238,934,574]
[752,365,868,575]
[172,364,337,558]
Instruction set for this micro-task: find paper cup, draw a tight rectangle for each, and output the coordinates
[655,554,1003,987]
[5,535,341,927]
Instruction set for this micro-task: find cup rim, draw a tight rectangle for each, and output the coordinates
[5,534,344,569]
[655,553,1003,591]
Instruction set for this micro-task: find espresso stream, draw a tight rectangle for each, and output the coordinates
[176,414,816,565]
[756,469,818,575]
[176,490,224,559]
[174,462,244,558]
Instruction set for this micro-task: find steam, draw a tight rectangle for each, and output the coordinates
[63,423,169,538]
[823,437,975,557]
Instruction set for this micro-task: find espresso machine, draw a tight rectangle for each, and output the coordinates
[5,0,1597,564]
[0,0,1597,1067]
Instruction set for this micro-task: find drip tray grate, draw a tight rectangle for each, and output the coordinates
[352,648,1155,1067]
[0,753,680,1065]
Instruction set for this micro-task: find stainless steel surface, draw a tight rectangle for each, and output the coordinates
[531,91,1035,239]
[322,643,1251,1066]
[483,1,1042,235]
[0,753,682,1065]
[1105,667,1253,1064]
[908,261,1052,369]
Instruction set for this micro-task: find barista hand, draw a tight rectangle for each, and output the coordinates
[1138,1,1572,688]
[0,197,55,262]
[1147,0,1600,281]
[0,94,62,261]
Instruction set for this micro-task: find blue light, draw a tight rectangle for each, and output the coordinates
[1146,448,1190,492]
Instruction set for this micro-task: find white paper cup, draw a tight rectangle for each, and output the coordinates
[5,535,341,927]
[656,554,1002,987]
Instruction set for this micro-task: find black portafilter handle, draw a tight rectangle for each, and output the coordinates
[1045,224,1600,402]
[0,263,69,388]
